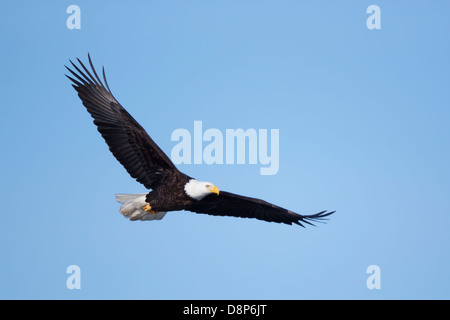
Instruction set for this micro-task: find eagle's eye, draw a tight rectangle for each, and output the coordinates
[205,184,212,189]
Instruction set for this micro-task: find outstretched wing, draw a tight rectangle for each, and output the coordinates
[188,191,334,226]
[66,54,183,190]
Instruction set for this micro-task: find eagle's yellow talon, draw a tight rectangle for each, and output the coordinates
[142,204,159,214]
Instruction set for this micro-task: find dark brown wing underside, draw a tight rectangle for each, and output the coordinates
[188,191,334,226]
[66,55,183,189]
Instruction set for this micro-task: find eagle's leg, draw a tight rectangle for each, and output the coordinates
[142,204,159,214]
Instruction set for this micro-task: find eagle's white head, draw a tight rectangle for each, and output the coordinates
[184,179,220,200]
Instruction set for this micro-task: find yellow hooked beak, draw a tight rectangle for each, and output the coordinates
[210,185,220,196]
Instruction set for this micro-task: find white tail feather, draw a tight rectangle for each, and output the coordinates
[115,193,167,221]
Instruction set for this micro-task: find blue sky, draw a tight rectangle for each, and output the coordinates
[0,1,449,299]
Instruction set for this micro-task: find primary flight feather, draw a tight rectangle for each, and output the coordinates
[66,55,334,226]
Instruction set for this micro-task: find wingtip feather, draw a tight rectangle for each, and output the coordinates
[295,210,335,227]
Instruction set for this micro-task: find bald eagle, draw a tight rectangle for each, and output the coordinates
[66,55,334,227]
